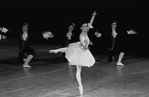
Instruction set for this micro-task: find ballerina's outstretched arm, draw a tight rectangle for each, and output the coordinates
[49,47,67,53]
[88,11,97,28]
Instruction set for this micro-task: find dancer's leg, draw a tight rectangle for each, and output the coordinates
[49,47,67,53]
[57,47,67,53]
[76,66,83,95]
[108,49,114,62]
[23,55,33,68]
[23,48,35,68]
[117,52,125,66]
[18,49,24,63]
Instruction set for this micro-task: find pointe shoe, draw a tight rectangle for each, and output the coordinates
[79,85,83,95]
[49,50,58,53]
[117,62,124,66]
[23,64,31,68]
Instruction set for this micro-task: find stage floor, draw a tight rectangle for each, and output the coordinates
[0,38,149,97]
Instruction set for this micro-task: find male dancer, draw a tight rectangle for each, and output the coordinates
[18,23,35,68]
[107,21,136,66]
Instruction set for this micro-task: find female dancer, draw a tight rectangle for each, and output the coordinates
[63,23,75,62]
[49,11,97,95]
[66,22,75,46]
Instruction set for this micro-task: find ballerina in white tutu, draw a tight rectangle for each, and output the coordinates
[49,11,97,95]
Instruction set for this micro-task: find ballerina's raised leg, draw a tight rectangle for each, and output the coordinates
[49,47,67,53]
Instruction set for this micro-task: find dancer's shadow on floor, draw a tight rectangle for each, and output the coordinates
[33,56,67,64]
[0,56,66,67]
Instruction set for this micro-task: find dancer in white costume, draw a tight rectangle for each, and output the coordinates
[49,11,97,95]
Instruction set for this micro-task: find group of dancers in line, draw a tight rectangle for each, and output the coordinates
[0,10,137,95]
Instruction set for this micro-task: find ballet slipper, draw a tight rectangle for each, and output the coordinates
[23,63,31,68]
[117,62,124,66]
[79,85,83,95]
[49,50,58,53]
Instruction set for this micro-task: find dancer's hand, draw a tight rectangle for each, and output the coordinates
[79,43,88,51]
[82,46,88,51]
[1,27,8,33]
[0,35,7,40]
[92,11,97,16]
[127,30,137,35]
[95,31,102,38]
[42,31,54,39]
[2,35,7,39]
[89,40,93,45]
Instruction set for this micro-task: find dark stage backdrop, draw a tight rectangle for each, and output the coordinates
[0,0,149,54]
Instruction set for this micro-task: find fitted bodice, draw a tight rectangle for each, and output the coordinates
[79,33,89,47]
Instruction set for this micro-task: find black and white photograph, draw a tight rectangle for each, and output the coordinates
[0,0,149,97]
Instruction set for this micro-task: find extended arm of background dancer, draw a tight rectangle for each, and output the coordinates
[0,27,8,40]
[42,31,54,39]
[127,29,137,35]
[95,31,102,38]
[30,31,54,40]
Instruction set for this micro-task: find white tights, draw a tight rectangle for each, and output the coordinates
[76,66,83,95]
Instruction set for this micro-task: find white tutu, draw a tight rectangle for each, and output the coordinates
[65,42,95,67]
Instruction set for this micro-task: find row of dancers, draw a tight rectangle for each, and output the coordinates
[0,10,137,95]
